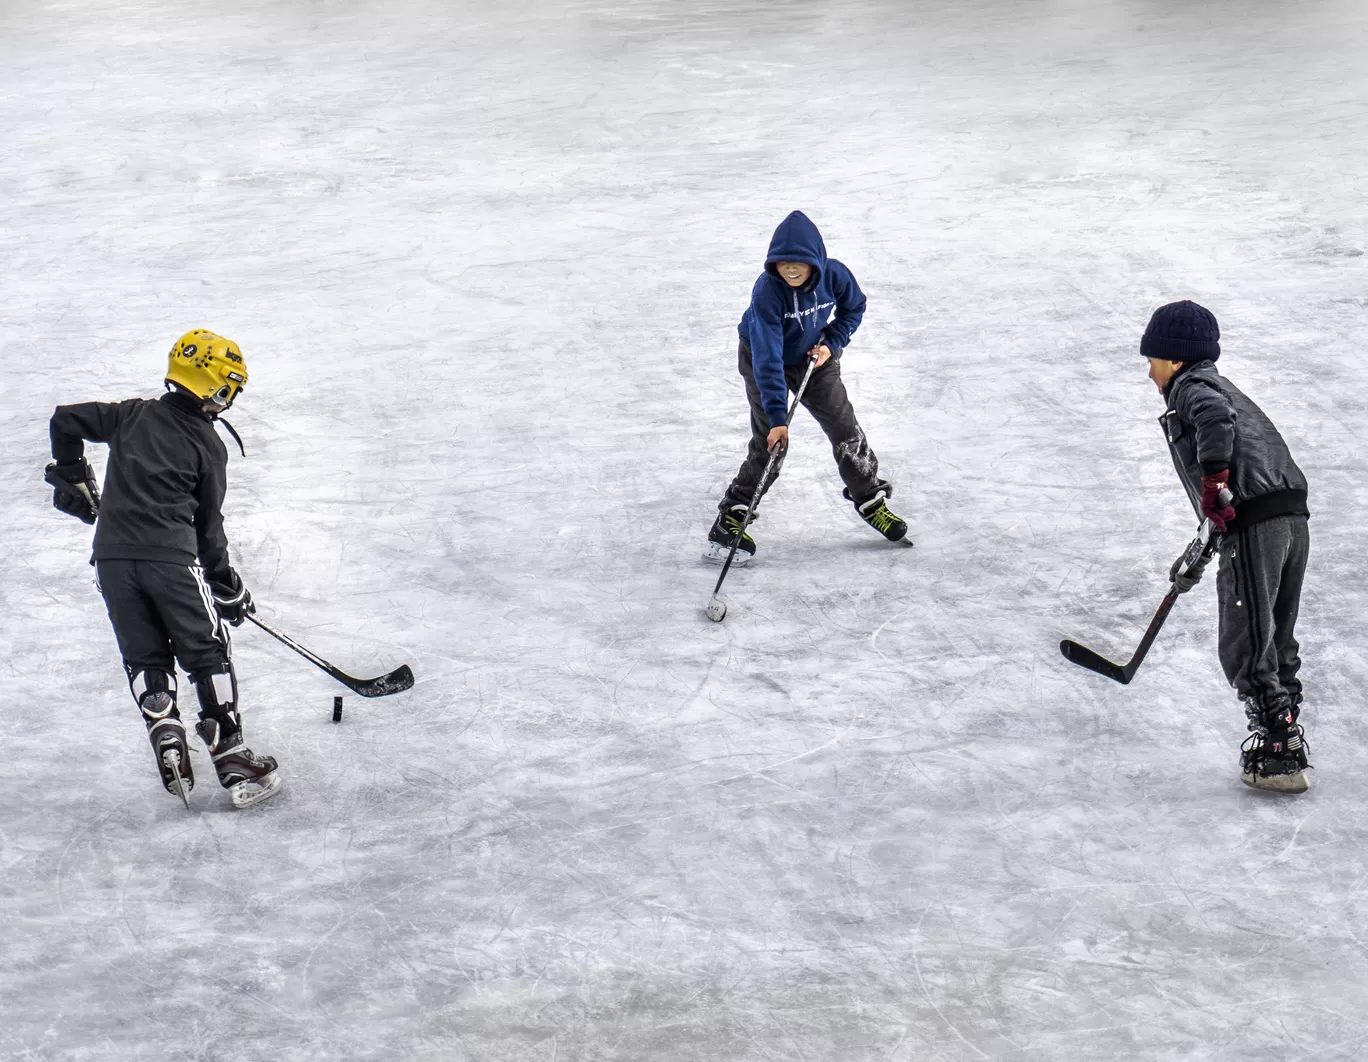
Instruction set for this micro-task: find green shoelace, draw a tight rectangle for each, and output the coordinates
[867,506,899,532]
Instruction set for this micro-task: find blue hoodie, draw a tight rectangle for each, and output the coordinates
[737,211,867,427]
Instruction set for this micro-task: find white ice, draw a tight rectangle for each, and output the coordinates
[4,1,1368,1058]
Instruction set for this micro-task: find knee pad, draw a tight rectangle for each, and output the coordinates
[191,661,239,729]
[127,669,177,722]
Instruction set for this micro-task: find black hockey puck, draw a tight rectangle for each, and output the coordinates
[332,695,343,723]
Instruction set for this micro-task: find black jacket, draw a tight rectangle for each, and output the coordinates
[1160,361,1308,531]
[50,390,233,580]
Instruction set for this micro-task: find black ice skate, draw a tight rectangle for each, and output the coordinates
[857,491,908,542]
[195,717,281,809]
[1240,702,1310,794]
[704,505,757,566]
[147,716,194,810]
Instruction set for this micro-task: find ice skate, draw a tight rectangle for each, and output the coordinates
[1240,702,1310,793]
[196,717,281,809]
[704,505,757,565]
[857,490,908,542]
[147,717,194,809]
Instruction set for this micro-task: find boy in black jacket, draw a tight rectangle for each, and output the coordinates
[1144,301,1312,792]
[46,330,280,809]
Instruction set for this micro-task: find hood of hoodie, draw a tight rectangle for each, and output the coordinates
[763,210,826,293]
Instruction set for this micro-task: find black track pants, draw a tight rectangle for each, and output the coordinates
[96,559,229,681]
[1216,514,1309,711]
[720,340,889,512]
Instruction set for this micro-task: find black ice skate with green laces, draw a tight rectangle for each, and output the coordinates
[704,505,757,565]
[856,490,908,542]
[1240,700,1311,793]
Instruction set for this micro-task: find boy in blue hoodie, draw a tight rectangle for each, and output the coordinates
[706,211,905,564]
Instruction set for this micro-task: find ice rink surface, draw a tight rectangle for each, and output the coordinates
[4,0,1368,1058]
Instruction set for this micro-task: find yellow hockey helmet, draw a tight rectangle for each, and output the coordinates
[166,330,248,408]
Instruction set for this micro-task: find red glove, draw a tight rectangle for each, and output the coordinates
[1200,473,1236,532]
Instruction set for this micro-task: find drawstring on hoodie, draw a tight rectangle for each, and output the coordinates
[216,417,246,457]
[162,383,246,456]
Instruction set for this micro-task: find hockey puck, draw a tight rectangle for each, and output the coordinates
[332,695,343,723]
[705,597,727,623]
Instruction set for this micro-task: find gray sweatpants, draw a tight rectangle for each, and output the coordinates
[1216,514,1309,712]
[720,340,889,512]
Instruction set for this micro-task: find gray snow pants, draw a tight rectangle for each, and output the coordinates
[1216,514,1309,712]
[720,340,889,513]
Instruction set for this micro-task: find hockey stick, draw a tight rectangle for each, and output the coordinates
[246,613,415,697]
[1060,589,1180,685]
[1060,503,1228,685]
[705,354,820,623]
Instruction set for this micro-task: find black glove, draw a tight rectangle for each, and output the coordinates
[1169,550,1209,594]
[209,569,255,626]
[44,459,101,525]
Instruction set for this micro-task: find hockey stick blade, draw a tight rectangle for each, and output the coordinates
[1059,639,1132,684]
[247,614,415,698]
[344,663,415,698]
[1060,588,1180,686]
[1060,518,1221,687]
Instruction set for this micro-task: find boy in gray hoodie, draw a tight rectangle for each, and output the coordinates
[1144,300,1312,792]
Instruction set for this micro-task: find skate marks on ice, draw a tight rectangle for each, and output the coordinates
[7,0,1368,1060]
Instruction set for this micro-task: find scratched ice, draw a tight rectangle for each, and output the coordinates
[4,1,1368,1059]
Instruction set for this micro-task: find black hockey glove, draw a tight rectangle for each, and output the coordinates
[44,459,101,525]
[1169,550,1209,594]
[210,569,255,627]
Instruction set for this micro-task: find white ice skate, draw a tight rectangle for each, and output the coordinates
[226,771,283,809]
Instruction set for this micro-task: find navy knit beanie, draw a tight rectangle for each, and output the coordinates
[1140,300,1220,363]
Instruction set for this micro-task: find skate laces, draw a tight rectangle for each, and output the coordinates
[1242,723,1309,772]
[722,509,753,537]
[865,501,899,532]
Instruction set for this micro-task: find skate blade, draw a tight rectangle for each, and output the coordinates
[1241,770,1310,794]
[162,749,192,810]
[703,542,752,566]
[229,771,282,809]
